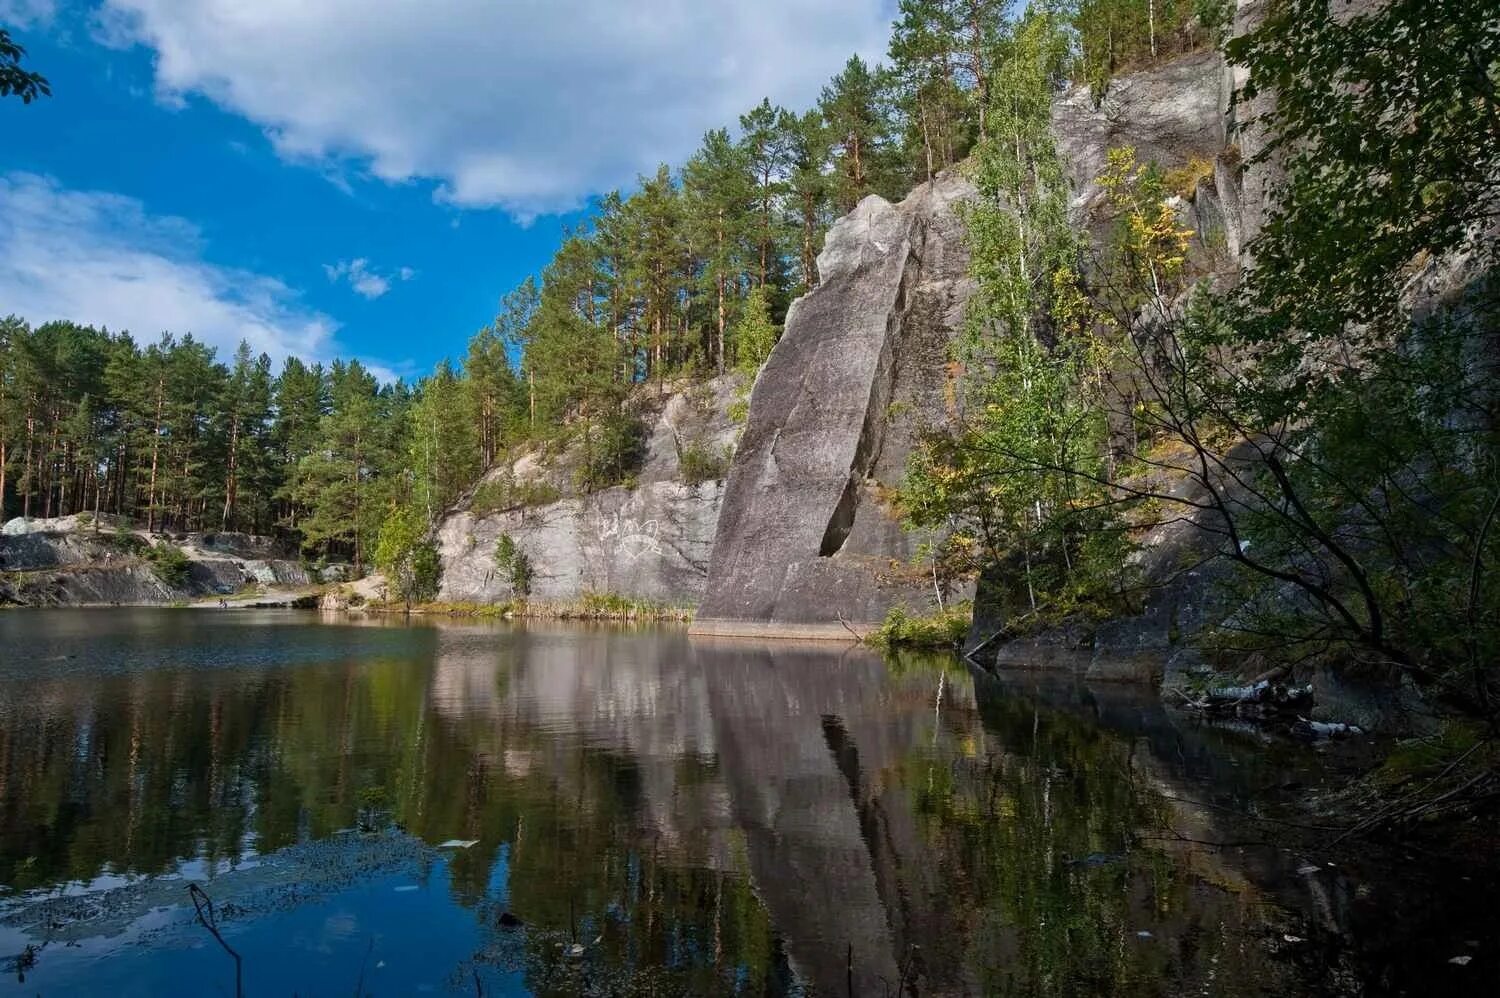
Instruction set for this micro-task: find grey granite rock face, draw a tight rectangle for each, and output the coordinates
[692,173,976,638]
[0,522,314,606]
[1052,49,1227,230]
[434,375,742,605]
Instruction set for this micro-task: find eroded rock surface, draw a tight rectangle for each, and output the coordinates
[692,173,976,638]
[0,517,322,606]
[435,375,742,604]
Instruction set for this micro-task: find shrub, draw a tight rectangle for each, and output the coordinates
[470,475,562,516]
[146,542,192,587]
[109,525,147,555]
[678,440,730,486]
[872,602,973,649]
[1164,156,1214,201]
[494,534,534,597]
[374,507,442,610]
[576,416,647,493]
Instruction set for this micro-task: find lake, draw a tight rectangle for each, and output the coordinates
[0,609,1492,995]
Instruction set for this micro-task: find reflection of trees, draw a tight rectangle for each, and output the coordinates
[0,621,1313,995]
[915,676,1301,997]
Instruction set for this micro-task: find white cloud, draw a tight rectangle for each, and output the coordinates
[0,0,56,27]
[0,172,339,365]
[323,257,414,300]
[97,0,891,217]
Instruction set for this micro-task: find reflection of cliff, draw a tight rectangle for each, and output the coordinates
[427,627,981,994]
[692,642,978,995]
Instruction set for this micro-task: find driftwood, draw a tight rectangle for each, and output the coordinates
[189,884,243,998]
[1168,677,1317,722]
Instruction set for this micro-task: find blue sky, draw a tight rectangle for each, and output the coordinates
[1,0,891,381]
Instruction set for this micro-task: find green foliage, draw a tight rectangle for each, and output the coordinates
[677,440,730,486]
[819,54,901,212]
[999,0,1500,720]
[575,415,646,493]
[733,286,780,373]
[1227,0,1500,345]
[0,28,49,104]
[886,0,991,181]
[1074,0,1216,98]
[493,533,534,597]
[872,601,973,649]
[294,361,406,571]
[903,11,1132,623]
[408,359,481,522]
[145,542,191,588]
[468,475,561,516]
[374,506,442,610]
[108,525,147,556]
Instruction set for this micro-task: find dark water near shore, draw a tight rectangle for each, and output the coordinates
[0,609,1493,996]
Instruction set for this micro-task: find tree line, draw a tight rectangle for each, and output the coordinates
[0,322,411,568]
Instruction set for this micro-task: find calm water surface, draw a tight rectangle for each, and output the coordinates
[0,609,1493,996]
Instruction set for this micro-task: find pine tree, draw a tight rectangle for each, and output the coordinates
[738,100,793,293]
[297,361,384,569]
[217,342,274,531]
[888,0,968,183]
[527,239,629,491]
[684,128,752,374]
[629,166,689,377]
[779,109,833,292]
[819,55,898,212]
[409,359,481,522]
[272,356,329,532]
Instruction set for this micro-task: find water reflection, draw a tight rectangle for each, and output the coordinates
[0,610,1491,995]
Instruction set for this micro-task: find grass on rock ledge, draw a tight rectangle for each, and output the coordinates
[370,592,693,622]
[870,602,972,650]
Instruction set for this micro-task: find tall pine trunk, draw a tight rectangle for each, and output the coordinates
[22,404,34,518]
[221,413,240,531]
[146,375,164,532]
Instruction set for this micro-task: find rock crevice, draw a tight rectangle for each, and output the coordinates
[692,173,977,638]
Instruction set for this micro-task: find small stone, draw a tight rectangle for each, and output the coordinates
[567,943,585,958]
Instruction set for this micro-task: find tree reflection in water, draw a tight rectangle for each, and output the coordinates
[0,610,1492,995]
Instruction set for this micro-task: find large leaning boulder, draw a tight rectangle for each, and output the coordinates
[691,173,976,639]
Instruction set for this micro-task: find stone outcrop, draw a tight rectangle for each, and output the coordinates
[691,173,976,639]
[434,375,742,605]
[0,515,325,606]
[1052,48,1228,227]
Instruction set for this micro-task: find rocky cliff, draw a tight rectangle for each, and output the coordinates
[0,514,327,606]
[691,173,976,639]
[434,375,743,605]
